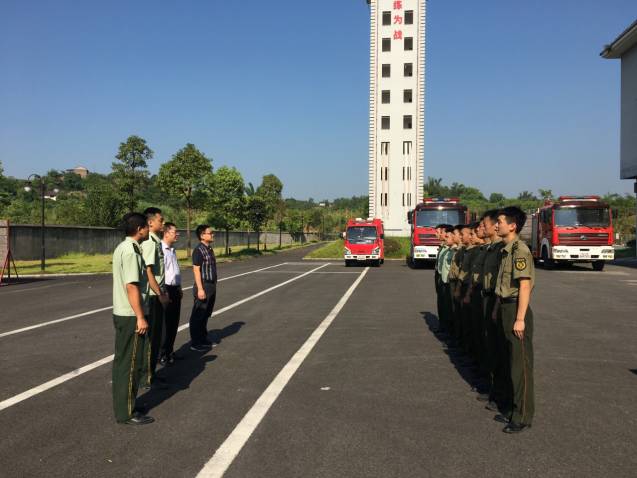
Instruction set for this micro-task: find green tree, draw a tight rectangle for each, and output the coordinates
[82,183,127,227]
[424,177,448,197]
[518,190,538,201]
[157,143,212,255]
[245,196,267,251]
[207,166,245,255]
[489,192,506,204]
[112,135,153,211]
[538,189,553,201]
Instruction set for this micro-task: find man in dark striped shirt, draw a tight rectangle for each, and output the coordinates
[188,224,217,351]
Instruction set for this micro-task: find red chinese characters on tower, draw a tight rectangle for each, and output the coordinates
[394,15,403,24]
[393,1,402,9]
[393,30,403,40]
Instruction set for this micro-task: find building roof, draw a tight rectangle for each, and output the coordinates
[600,18,637,59]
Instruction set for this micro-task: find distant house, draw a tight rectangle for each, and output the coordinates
[601,19,637,182]
[65,166,89,178]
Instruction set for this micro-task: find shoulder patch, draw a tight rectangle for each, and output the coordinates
[515,257,527,271]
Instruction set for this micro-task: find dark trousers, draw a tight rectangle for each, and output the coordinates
[145,296,164,384]
[161,285,182,358]
[470,287,485,369]
[460,284,472,354]
[484,294,511,405]
[189,282,216,345]
[500,302,535,425]
[112,315,147,422]
[450,281,462,341]
[439,282,451,333]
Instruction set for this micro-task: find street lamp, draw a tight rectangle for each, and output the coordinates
[24,174,59,271]
[319,203,326,241]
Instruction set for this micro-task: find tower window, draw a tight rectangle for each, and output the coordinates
[403,115,413,129]
[403,141,412,154]
[382,11,391,26]
[404,63,413,77]
[404,37,413,51]
[405,10,414,25]
[380,142,390,155]
[382,64,391,78]
[404,89,412,103]
[382,90,390,104]
[402,193,405,206]
[381,116,390,129]
[382,38,391,52]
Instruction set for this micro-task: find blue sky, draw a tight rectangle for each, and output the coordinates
[1,0,635,199]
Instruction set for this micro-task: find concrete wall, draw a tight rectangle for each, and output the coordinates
[621,45,637,179]
[10,225,322,260]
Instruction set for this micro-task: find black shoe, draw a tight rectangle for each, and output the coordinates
[475,393,490,402]
[485,400,499,412]
[493,413,511,424]
[190,343,212,352]
[123,413,154,425]
[165,355,175,366]
[503,422,531,434]
[159,355,168,366]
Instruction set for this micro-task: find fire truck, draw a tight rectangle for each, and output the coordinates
[343,218,384,267]
[530,196,614,271]
[407,198,469,268]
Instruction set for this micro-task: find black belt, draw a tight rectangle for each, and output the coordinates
[165,284,181,289]
[500,297,518,304]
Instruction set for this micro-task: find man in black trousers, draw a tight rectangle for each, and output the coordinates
[188,224,217,352]
[160,222,182,365]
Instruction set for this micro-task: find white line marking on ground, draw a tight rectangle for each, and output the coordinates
[257,270,360,275]
[0,263,288,339]
[196,267,369,478]
[0,263,328,412]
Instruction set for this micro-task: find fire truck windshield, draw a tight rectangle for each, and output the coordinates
[554,208,610,227]
[347,226,378,244]
[416,209,463,227]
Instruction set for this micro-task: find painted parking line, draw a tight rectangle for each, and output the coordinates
[196,267,369,478]
[0,263,289,339]
[0,263,329,412]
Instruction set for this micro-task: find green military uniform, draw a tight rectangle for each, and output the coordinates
[458,245,475,355]
[141,231,165,385]
[439,246,453,334]
[448,245,464,342]
[435,244,449,332]
[496,237,535,425]
[112,237,149,423]
[470,243,488,370]
[482,238,508,405]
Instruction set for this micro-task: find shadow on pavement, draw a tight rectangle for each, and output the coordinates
[138,321,246,413]
[0,276,56,287]
[630,369,637,377]
[421,311,485,392]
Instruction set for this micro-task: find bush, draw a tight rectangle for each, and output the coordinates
[627,239,636,249]
[384,237,403,256]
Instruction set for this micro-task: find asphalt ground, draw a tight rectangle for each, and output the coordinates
[1,246,636,478]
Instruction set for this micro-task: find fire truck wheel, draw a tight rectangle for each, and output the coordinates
[541,248,555,269]
[344,260,352,267]
[592,261,605,271]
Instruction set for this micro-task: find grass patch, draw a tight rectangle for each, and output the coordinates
[304,237,412,260]
[13,242,313,275]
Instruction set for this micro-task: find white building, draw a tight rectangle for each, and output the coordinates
[366,0,425,236]
[601,19,637,182]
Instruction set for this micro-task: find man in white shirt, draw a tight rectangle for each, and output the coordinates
[160,222,183,366]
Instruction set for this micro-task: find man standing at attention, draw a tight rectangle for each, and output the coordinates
[188,225,217,352]
[111,212,154,425]
[141,207,169,387]
[494,206,535,434]
[160,222,182,366]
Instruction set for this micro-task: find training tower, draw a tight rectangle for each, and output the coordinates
[366,0,425,236]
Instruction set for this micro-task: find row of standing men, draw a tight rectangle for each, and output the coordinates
[111,209,218,425]
[433,206,536,434]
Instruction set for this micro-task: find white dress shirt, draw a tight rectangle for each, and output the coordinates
[162,241,181,286]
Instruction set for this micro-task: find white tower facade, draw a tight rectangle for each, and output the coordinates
[367,0,425,236]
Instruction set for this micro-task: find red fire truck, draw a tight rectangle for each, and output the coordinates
[407,198,469,268]
[530,196,614,271]
[343,218,384,267]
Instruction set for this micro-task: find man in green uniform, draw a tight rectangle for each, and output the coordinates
[141,207,169,388]
[468,221,488,379]
[434,224,450,334]
[111,212,154,425]
[447,225,464,347]
[438,225,455,336]
[458,224,475,356]
[494,206,535,433]
[481,210,509,413]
